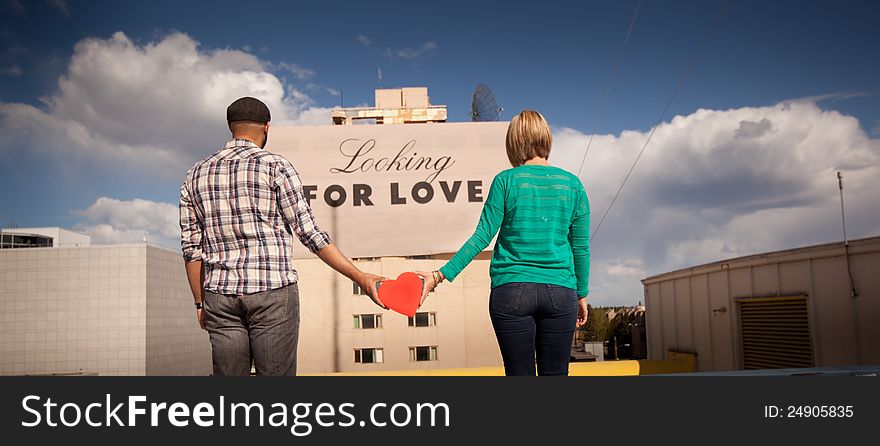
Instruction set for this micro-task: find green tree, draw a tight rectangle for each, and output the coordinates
[579,304,610,342]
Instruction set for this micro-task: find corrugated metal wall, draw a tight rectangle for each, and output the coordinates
[642,238,880,372]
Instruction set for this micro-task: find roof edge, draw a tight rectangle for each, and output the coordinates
[641,235,880,285]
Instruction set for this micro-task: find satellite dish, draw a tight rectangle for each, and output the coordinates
[471,84,503,122]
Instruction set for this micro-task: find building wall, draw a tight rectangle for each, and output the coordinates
[0,245,146,375]
[0,244,213,376]
[642,237,880,372]
[1,243,501,375]
[145,246,212,376]
[295,257,501,374]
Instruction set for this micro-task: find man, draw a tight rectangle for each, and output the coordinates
[180,97,385,376]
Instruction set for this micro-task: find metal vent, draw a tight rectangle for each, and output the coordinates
[738,296,813,370]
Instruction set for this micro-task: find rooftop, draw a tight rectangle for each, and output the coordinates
[642,235,880,284]
[331,87,447,125]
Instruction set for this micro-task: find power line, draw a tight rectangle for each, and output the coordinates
[591,0,732,242]
[577,0,643,178]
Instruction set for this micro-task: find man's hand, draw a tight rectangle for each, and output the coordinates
[356,271,387,309]
[185,260,206,330]
[576,298,589,328]
[196,307,206,330]
[315,243,387,309]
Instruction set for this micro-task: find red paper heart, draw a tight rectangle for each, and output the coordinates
[377,272,423,317]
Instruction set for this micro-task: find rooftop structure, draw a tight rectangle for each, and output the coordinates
[0,227,90,249]
[642,236,880,372]
[331,87,447,125]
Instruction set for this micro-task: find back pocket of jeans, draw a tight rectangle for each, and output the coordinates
[547,284,577,312]
[490,282,524,313]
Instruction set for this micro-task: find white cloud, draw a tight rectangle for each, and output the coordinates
[792,91,870,104]
[290,106,333,125]
[4,0,24,14]
[552,100,880,305]
[1,63,21,77]
[0,31,329,173]
[53,99,879,301]
[48,0,69,17]
[75,197,179,248]
[588,259,648,307]
[0,30,26,77]
[270,61,316,80]
[384,41,437,60]
[356,34,371,46]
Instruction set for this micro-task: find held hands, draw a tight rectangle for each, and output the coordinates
[576,298,589,328]
[359,269,440,313]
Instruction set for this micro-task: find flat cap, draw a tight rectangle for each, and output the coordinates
[226,97,271,123]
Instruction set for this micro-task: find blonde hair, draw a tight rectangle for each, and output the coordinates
[505,109,552,167]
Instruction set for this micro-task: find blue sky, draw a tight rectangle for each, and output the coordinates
[4,1,879,133]
[1,0,878,304]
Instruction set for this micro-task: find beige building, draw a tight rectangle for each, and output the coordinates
[642,236,880,372]
[297,255,500,374]
[272,88,508,372]
[331,87,447,125]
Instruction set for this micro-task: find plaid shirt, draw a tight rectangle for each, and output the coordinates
[179,139,332,295]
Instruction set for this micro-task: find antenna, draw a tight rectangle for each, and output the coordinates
[837,171,858,298]
[471,84,503,122]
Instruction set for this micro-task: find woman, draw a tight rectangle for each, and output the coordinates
[418,109,590,376]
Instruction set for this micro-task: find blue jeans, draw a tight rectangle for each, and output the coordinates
[489,282,578,376]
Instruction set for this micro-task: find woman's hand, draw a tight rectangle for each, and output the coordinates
[576,298,589,328]
[414,270,437,307]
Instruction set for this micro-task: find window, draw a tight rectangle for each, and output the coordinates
[352,257,380,262]
[353,314,383,330]
[409,346,438,362]
[408,312,437,327]
[352,280,366,295]
[0,233,52,249]
[354,348,384,364]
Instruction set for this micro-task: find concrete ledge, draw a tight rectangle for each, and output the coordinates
[306,352,697,376]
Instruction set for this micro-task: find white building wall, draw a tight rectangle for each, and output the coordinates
[145,246,212,376]
[0,245,145,375]
[642,237,880,372]
[0,244,213,376]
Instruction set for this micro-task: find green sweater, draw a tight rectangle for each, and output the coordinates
[439,164,591,297]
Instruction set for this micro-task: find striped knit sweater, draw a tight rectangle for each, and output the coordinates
[439,164,590,297]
